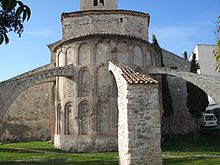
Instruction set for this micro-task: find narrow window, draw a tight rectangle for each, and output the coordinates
[100,0,104,5]
[56,104,61,135]
[94,0,98,6]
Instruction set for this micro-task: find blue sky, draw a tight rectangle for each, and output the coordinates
[0,0,219,81]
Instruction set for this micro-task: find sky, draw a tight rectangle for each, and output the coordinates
[0,0,219,81]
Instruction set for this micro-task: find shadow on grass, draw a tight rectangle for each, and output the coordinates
[163,157,220,165]
[0,147,65,154]
[162,134,220,153]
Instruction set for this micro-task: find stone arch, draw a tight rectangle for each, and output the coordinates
[116,42,129,64]
[96,101,110,135]
[148,66,220,106]
[0,65,73,119]
[78,101,90,135]
[95,39,111,64]
[78,67,90,97]
[133,45,143,67]
[64,102,72,135]
[96,66,110,96]
[56,104,62,135]
[78,43,90,65]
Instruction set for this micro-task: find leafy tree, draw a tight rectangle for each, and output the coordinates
[186,53,209,143]
[0,0,31,45]
[152,34,173,139]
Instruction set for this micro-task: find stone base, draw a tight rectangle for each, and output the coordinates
[54,135,118,152]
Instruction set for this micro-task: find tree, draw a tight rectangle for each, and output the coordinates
[216,16,220,72]
[0,0,31,45]
[152,34,173,139]
[186,53,209,143]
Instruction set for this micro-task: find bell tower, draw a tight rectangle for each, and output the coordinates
[80,0,117,11]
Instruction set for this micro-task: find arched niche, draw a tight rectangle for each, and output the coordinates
[96,102,110,135]
[64,102,72,135]
[57,50,65,67]
[78,68,90,97]
[110,72,118,97]
[95,40,111,64]
[151,52,156,66]
[66,47,74,65]
[78,43,90,65]
[56,104,62,135]
[116,42,129,64]
[133,45,143,67]
[78,101,90,135]
[96,66,110,96]
[144,49,152,66]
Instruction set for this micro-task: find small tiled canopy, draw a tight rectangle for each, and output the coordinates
[109,61,158,84]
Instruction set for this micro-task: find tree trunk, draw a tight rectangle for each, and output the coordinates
[196,118,199,139]
[168,116,172,140]
[193,118,197,143]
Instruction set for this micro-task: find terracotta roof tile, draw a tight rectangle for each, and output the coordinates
[111,61,158,84]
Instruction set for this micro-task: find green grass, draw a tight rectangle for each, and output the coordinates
[0,135,220,164]
[0,141,118,165]
[162,134,220,164]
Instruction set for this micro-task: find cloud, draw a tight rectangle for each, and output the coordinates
[26,29,54,37]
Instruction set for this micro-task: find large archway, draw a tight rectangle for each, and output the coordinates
[148,66,220,107]
[0,64,74,118]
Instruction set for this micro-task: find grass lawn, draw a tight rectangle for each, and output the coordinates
[0,141,118,165]
[162,134,220,164]
[0,134,220,164]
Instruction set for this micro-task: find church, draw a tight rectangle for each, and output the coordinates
[0,0,192,152]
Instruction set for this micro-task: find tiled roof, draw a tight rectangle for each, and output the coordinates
[111,61,158,84]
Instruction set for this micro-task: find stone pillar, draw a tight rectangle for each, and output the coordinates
[109,61,162,165]
[50,82,56,143]
[118,83,162,165]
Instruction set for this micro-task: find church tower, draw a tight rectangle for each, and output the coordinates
[80,0,117,11]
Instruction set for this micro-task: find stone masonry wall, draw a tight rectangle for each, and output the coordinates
[148,67,220,114]
[161,50,193,135]
[0,65,73,141]
[0,83,52,141]
[109,62,162,165]
[53,35,159,152]
[62,11,149,41]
